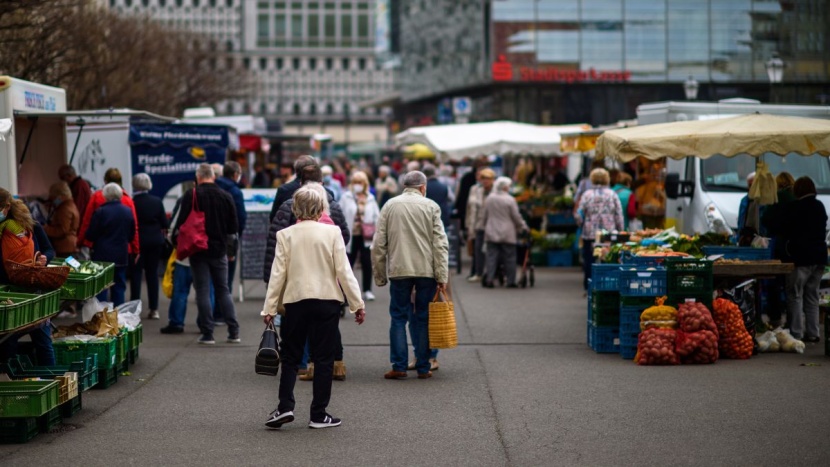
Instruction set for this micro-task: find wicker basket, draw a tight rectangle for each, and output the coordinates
[428,290,458,349]
[5,252,70,290]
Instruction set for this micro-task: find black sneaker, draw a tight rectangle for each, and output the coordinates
[804,336,821,343]
[308,414,342,429]
[265,409,294,429]
[160,325,184,334]
[198,335,215,345]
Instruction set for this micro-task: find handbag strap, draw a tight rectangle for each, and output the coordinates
[191,188,200,212]
[431,288,452,303]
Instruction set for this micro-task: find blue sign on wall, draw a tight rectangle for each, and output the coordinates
[130,124,229,198]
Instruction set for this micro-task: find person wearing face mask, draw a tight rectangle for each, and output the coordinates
[44,181,80,257]
[339,171,380,302]
[321,165,342,202]
[214,161,247,325]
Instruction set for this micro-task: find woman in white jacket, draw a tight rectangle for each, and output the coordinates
[339,171,380,301]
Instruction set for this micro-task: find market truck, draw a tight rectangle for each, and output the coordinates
[0,76,68,195]
[636,99,830,235]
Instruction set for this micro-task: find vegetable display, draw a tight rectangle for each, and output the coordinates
[712,298,754,359]
[636,328,680,365]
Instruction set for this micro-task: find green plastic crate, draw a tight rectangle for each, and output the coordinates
[59,392,82,419]
[94,262,115,295]
[0,417,38,444]
[127,324,143,351]
[115,333,128,369]
[0,291,37,330]
[37,406,61,433]
[0,381,60,418]
[95,366,118,390]
[54,338,118,370]
[60,273,97,300]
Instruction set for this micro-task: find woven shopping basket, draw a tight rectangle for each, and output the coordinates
[4,252,70,290]
[428,290,458,349]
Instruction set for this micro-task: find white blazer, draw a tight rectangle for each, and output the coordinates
[262,220,365,316]
[339,191,380,250]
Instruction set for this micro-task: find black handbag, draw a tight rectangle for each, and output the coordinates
[255,321,281,376]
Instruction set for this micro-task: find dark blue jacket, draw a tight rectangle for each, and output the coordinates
[86,200,136,267]
[215,176,247,234]
[133,192,169,249]
[783,195,828,267]
[426,178,451,228]
[32,223,55,263]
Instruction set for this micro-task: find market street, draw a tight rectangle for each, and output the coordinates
[1,264,829,467]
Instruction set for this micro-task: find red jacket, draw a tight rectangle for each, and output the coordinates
[77,190,140,255]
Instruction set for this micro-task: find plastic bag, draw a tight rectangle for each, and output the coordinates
[636,328,679,365]
[675,329,719,364]
[755,330,779,353]
[774,328,805,354]
[640,297,678,330]
[721,279,757,342]
[116,300,142,331]
[81,297,113,323]
[162,251,176,299]
[751,236,770,249]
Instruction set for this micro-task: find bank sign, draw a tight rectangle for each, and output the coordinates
[492,55,631,84]
[129,124,229,198]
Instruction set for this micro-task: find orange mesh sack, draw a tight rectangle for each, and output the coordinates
[428,290,458,349]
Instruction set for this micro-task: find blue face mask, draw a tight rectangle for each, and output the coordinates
[53,198,63,207]
[0,211,6,223]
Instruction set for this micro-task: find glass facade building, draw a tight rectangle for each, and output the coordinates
[398,0,830,126]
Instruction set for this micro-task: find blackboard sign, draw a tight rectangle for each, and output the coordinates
[447,219,461,273]
[240,211,270,281]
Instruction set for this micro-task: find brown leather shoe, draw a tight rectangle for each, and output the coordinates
[417,371,433,379]
[333,361,346,381]
[384,370,407,380]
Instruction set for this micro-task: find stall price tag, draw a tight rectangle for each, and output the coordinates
[64,256,82,271]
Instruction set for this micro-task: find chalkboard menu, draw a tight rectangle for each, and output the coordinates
[447,219,460,273]
[240,211,271,280]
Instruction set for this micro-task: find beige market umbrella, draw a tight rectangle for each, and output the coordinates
[596,113,830,162]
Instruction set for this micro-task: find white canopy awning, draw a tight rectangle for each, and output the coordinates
[395,121,590,161]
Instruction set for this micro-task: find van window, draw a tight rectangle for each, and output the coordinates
[701,153,830,194]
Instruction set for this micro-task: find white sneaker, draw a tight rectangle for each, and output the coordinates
[467,275,482,283]
[364,291,376,301]
[147,310,160,320]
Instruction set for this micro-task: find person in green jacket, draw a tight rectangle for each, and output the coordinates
[611,172,633,230]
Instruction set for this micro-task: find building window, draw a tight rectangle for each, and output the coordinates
[226,0,233,6]
[274,14,286,39]
[358,58,366,70]
[277,57,284,69]
[193,0,199,6]
[260,58,268,69]
[324,14,336,44]
[342,57,349,70]
[309,58,317,70]
[226,40,233,51]
[292,57,300,69]
[257,14,269,38]
[308,13,319,46]
[209,0,216,6]
[293,103,300,115]
[243,57,251,69]
[176,0,183,6]
[357,14,369,40]
[260,102,267,114]
[325,57,333,70]
[125,0,132,6]
[291,14,302,40]
[310,103,317,115]
[341,14,352,46]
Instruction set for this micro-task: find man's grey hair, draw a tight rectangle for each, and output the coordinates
[294,155,317,173]
[406,161,421,173]
[378,165,390,174]
[495,176,512,192]
[196,163,215,181]
[132,173,153,192]
[403,170,427,188]
[422,164,437,178]
[223,161,241,178]
[102,182,123,201]
[302,182,330,213]
[211,163,224,178]
[292,185,326,220]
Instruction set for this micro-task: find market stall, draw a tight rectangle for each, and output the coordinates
[588,113,830,363]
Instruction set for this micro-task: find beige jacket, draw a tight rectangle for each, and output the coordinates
[262,221,365,316]
[465,184,492,237]
[483,191,528,244]
[372,188,449,286]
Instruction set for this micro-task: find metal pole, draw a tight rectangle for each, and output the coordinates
[69,118,86,165]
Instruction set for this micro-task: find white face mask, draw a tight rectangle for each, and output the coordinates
[352,184,365,194]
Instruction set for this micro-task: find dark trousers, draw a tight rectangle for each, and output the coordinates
[0,321,55,366]
[348,237,372,292]
[582,240,594,291]
[278,299,341,421]
[213,244,238,323]
[97,266,127,307]
[485,242,517,285]
[190,255,239,339]
[130,242,162,310]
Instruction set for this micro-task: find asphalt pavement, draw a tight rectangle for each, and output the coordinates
[1,261,829,466]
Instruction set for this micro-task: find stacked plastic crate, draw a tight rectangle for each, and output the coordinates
[617,257,668,359]
[665,257,714,313]
[587,264,621,353]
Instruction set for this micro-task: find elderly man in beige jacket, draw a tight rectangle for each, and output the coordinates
[372,170,449,380]
[482,177,528,288]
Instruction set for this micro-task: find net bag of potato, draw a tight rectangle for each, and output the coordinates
[639,296,678,331]
[636,328,679,365]
[674,301,719,364]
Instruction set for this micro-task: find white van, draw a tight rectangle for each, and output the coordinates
[637,100,830,234]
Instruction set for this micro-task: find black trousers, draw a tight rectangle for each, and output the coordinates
[348,237,372,292]
[278,299,341,421]
[129,242,162,310]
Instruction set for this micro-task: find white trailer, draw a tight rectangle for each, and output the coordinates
[0,76,67,195]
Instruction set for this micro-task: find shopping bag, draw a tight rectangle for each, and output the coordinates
[162,251,176,299]
[255,321,281,376]
[176,189,208,260]
[428,290,458,349]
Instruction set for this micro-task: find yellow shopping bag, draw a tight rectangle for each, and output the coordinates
[162,251,176,299]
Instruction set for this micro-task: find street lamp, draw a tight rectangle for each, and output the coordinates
[765,53,784,102]
[683,76,699,100]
